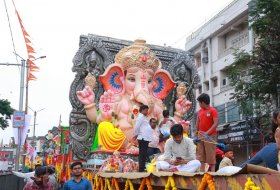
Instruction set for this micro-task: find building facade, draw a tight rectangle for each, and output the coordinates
[185,0,261,164]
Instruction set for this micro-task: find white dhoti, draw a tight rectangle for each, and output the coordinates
[156,160,201,172]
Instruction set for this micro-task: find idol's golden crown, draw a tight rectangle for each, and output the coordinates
[115,39,161,72]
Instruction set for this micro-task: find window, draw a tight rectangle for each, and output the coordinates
[216,104,226,125]
[212,78,218,87]
[224,34,228,49]
[198,86,202,94]
[222,78,227,86]
[227,102,240,122]
[204,81,209,91]
[195,54,201,68]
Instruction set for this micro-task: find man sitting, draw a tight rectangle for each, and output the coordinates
[218,146,234,170]
[156,124,201,172]
[240,125,279,170]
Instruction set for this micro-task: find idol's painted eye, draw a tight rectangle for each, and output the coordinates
[148,79,152,84]
[127,77,135,82]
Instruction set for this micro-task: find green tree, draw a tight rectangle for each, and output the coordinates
[227,0,280,133]
[0,99,14,130]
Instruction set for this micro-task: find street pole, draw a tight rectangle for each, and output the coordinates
[0,60,25,171]
[25,56,46,114]
[29,107,45,138]
[28,107,45,169]
[25,60,29,114]
[1,56,45,171]
[15,59,25,171]
[33,111,36,138]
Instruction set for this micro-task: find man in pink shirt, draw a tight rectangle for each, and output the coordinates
[23,166,54,190]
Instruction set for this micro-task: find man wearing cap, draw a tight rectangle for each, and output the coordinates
[218,146,234,170]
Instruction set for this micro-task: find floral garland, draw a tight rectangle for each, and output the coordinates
[244,177,261,190]
[124,179,134,190]
[198,173,216,190]
[165,176,177,190]
[111,178,120,190]
[98,177,104,190]
[92,174,98,189]
[139,177,153,190]
[104,178,112,190]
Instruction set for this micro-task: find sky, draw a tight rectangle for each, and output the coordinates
[0,0,234,144]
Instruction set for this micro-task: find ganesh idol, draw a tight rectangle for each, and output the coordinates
[76,39,192,151]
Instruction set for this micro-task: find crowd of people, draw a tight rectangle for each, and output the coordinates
[133,93,280,173]
[133,93,220,172]
[12,93,280,189]
[14,162,92,190]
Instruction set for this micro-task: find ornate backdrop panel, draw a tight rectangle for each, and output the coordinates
[69,34,198,160]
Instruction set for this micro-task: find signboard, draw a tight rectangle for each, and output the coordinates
[13,111,25,128]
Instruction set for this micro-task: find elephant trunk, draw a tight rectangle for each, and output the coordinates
[133,87,154,109]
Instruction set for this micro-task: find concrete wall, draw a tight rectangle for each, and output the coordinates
[0,173,25,190]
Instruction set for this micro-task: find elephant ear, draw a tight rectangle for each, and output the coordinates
[100,64,124,95]
[152,69,175,100]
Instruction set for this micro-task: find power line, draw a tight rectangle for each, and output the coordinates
[3,0,20,71]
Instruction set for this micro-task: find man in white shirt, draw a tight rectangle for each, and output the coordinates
[133,104,152,172]
[12,164,42,182]
[12,170,35,183]
[156,124,201,172]
[147,118,161,159]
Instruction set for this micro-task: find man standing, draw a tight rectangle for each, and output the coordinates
[133,105,152,172]
[13,164,42,183]
[63,162,92,190]
[147,118,161,159]
[23,166,54,190]
[156,124,201,172]
[218,146,234,169]
[195,93,219,172]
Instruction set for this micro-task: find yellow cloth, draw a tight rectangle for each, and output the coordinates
[98,121,126,151]
[146,158,157,172]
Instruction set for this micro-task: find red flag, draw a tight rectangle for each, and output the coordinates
[26,44,35,53]
[12,0,40,81]
[24,37,31,44]
[28,54,35,60]
[28,73,37,81]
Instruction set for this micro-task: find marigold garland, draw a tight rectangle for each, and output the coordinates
[124,179,134,190]
[93,174,99,190]
[165,176,177,190]
[244,177,261,190]
[104,178,112,190]
[111,178,120,190]
[139,177,153,190]
[98,177,104,190]
[197,173,216,190]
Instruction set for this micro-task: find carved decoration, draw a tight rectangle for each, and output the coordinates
[69,34,198,160]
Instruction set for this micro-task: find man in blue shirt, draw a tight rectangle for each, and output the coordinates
[63,162,92,190]
[240,143,278,170]
[240,121,280,170]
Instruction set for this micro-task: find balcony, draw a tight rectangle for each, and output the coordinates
[218,32,249,58]
[220,84,233,92]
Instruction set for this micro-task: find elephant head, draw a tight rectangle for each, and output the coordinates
[100,39,175,106]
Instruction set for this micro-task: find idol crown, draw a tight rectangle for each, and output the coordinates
[115,39,161,72]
